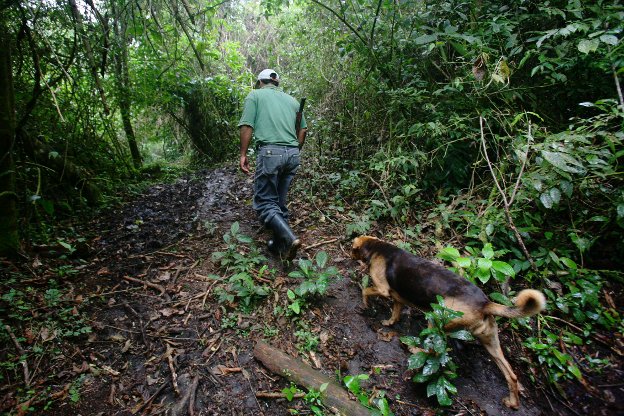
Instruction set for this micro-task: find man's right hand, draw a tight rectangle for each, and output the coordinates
[240,155,250,174]
[239,125,253,175]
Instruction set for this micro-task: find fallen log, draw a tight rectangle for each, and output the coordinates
[253,340,371,416]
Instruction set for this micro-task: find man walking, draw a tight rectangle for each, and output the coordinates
[238,69,307,259]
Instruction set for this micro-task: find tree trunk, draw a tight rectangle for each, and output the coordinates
[112,1,142,169]
[68,0,110,115]
[0,29,19,256]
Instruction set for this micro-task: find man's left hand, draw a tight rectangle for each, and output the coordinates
[240,155,250,174]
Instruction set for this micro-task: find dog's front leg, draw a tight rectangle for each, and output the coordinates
[381,300,403,326]
[362,286,382,308]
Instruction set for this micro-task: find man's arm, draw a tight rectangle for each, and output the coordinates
[297,128,307,149]
[239,125,253,174]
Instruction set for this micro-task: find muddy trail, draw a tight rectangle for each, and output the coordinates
[19,166,612,415]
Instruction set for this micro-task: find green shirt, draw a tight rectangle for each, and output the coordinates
[238,85,307,147]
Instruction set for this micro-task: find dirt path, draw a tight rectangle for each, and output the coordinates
[41,166,567,415]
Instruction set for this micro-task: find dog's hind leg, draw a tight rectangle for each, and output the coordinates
[474,318,521,409]
[362,286,385,308]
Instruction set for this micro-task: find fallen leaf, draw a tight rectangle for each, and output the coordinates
[146,374,159,386]
[32,256,42,269]
[212,365,242,376]
[40,327,57,342]
[24,328,35,344]
[97,267,110,275]
[160,308,178,317]
[101,365,120,376]
[156,271,171,282]
[309,351,321,368]
[110,334,125,342]
[377,330,398,342]
[72,361,89,374]
[121,339,132,353]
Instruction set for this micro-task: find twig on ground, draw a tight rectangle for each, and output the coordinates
[202,280,220,309]
[5,324,30,387]
[256,391,305,399]
[304,238,340,251]
[121,275,166,297]
[154,250,188,258]
[132,377,170,414]
[169,375,200,416]
[164,343,180,396]
[122,302,150,349]
[187,375,200,416]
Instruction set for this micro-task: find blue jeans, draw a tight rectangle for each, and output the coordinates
[253,145,300,225]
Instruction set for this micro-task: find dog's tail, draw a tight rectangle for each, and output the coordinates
[484,289,546,318]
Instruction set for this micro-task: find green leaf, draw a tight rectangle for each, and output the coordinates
[541,150,583,173]
[400,336,420,347]
[477,258,492,272]
[230,221,240,235]
[287,289,296,300]
[343,375,360,394]
[288,271,305,278]
[448,329,474,341]
[540,192,554,209]
[236,235,253,243]
[476,267,490,284]
[549,188,561,205]
[407,352,429,370]
[481,243,494,259]
[414,34,438,45]
[288,300,301,315]
[599,35,619,46]
[41,199,54,215]
[560,257,577,270]
[438,247,460,261]
[319,382,329,392]
[491,261,515,277]
[456,257,471,268]
[568,364,583,380]
[436,381,452,406]
[490,292,511,305]
[409,371,427,383]
[315,251,328,268]
[422,358,440,376]
[578,38,600,53]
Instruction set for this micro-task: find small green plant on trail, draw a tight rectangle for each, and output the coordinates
[343,374,394,416]
[282,382,329,415]
[293,320,320,352]
[286,251,339,316]
[212,222,267,274]
[401,296,474,406]
[211,222,273,312]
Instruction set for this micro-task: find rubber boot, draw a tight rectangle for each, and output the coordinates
[267,215,300,259]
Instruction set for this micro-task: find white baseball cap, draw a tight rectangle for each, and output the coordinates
[257,69,279,81]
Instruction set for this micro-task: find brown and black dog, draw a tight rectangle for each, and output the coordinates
[352,236,546,409]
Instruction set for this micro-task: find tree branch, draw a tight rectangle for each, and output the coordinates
[480,117,537,271]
